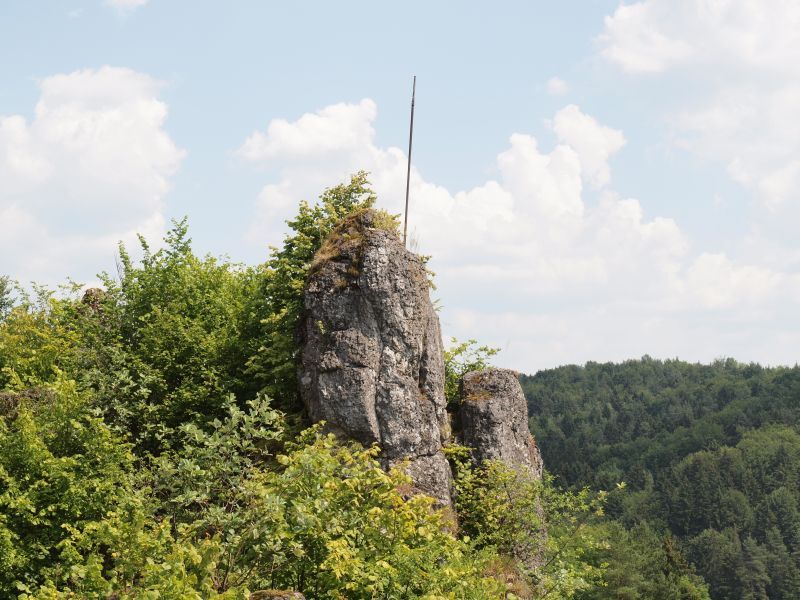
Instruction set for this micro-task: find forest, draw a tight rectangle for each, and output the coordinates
[524,359,800,599]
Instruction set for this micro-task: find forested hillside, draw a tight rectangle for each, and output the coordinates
[523,359,800,599]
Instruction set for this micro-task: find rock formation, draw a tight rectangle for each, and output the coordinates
[298,209,452,505]
[456,368,543,479]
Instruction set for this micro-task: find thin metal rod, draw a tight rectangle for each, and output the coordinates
[403,76,416,246]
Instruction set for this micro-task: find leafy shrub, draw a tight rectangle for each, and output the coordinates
[448,446,608,598]
[0,378,133,595]
[82,218,257,454]
[150,395,506,597]
[0,287,83,391]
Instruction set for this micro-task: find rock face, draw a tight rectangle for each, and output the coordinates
[457,368,543,478]
[298,210,452,505]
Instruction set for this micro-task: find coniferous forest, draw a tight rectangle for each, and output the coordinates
[524,360,800,599]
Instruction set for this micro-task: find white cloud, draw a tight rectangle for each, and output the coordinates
[239,99,377,162]
[551,104,626,188]
[597,2,692,74]
[106,0,149,12]
[598,0,800,210]
[0,66,184,285]
[546,77,569,96]
[686,253,782,310]
[239,99,798,370]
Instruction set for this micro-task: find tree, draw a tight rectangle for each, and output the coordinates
[448,446,608,598]
[0,276,13,320]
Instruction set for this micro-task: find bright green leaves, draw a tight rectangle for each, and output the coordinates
[147,404,505,598]
[448,446,608,599]
[85,218,258,454]
[0,290,83,391]
[0,379,134,596]
[247,432,505,598]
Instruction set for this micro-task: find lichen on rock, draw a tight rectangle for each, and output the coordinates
[298,209,452,505]
[456,368,544,479]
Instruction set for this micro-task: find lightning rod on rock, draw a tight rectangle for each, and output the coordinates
[403,76,416,247]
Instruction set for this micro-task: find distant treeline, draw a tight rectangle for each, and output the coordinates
[524,358,800,599]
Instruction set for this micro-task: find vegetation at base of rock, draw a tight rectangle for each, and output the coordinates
[1,173,618,598]
[447,445,608,598]
[524,358,800,599]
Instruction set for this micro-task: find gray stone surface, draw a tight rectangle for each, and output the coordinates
[298,209,452,505]
[457,368,543,478]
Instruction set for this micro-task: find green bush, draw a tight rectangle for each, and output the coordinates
[0,378,132,595]
[448,446,608,598]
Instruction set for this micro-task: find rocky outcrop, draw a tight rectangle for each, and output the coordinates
[298,209,452,505]
[457,368,543,479]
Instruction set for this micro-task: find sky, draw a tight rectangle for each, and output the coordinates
[1,0,799,373]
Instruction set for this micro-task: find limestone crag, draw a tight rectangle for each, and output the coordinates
[457,368,543,479]
[298,210,452,505]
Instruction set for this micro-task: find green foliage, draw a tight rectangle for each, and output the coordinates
[0,380,232,598]
[24,509,241,599]
[0,379,133,595]
[241,171,379,409]
[0,174,644,599]
[81,218,258,453]
[447,446,607,598]
[0,289,82,391]
[249,432,505,597]
[0,276,13,320]
[524,358,800,599]
[149,396,505,597]
[576,522,710,600]
[443,338,500,406]
[147,394,287,591]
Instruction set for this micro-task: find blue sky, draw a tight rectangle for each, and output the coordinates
[1,1,799,372]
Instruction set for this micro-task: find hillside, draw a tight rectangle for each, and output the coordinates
[523,359,800,599]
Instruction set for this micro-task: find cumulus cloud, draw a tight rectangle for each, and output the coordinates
[598,0,800,210]
[551,105,625,188]
[239,99,797,370]
[0,66,184,285]
[599,0,800,76]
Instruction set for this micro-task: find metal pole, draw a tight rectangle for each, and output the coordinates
[403,76,416,246]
